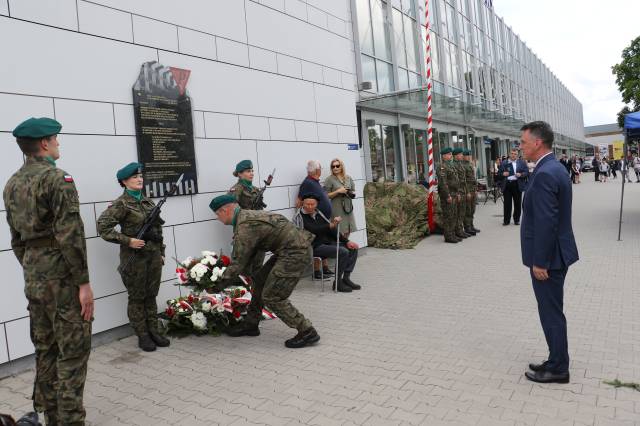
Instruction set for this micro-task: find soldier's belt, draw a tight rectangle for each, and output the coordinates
[24,236,59,248]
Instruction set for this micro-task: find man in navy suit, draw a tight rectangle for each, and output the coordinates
[520,121,579,384]
[498,149,528,225]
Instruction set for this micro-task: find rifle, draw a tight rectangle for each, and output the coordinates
[118,174,184,274]
[252,168,275,210]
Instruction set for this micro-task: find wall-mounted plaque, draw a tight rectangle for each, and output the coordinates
[132,61,198,197]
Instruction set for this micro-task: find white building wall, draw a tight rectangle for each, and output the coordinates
[0,0,365,365]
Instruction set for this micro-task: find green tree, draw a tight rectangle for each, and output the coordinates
[612,36,640,127]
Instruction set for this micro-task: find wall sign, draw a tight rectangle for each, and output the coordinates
[132,61,198,197]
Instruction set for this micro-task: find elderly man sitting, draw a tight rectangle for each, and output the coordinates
[298,193,360,292]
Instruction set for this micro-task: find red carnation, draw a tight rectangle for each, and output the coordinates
[188,294,195,303]
[220,255,231,266]
[165,307,175,318]
[233,310,241,319]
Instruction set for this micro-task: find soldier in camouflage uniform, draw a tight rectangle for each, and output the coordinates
[452,148,473,238]
[463,149,481,234]
[228,159,265,278]
[436,147,460,243]
[97,162,170,352]
[209,194,320,349]
[3,117,94,426]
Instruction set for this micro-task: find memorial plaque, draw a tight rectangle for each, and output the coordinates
[132,61,198,197]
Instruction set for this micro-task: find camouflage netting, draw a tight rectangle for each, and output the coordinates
[364,182,436,249]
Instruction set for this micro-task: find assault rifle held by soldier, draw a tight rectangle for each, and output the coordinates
[251,168,276,210]
[118,173,184,274]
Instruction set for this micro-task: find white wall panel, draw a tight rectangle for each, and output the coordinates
[0,133,25,211]
[307,0,349,20]
[0,93,54,133]
[203,112,240,139]
[0,252,26,323]
[160,226,177,281]
[57,135,137,204]
[352,197,366,232]
[192,192,224,222]
[151,194,193,227]
[5,317,32,360]
[0,18,157,103]
[216,37,249,67]
[269,118,296,141]
[0,327,8,364]
[239,115,270,140]
[246,2,352,72]
[249,46,277,73]
[78,1,133,43]
[263,186,291,211]
[113,104,136,136]
[338,125,357,144]
[322,67,342,87]
[314,84,357,126]
[327,15,347,37]
[259,0,285,12]
[157,277,181,312]
[0,212,10,251]
[158,51,316,121]
[88,0,247,43]
[341,72,356,90]
[173,220,233,264]
[0,1,7,16]
[284,0,307,20]
[86,238,125,299]
[9,0,78,30]
[80,204,97,238]
[307,6,328,30]
[295,121,318,142]
[301,61,323,83]
[276,54,302,79]
[194,139,258,193]
[92,292,128,334]
[55,99,115,135]
[193,110,205,138]
[317,123,338,143]
[349,230,366,249]
[133,15,178,51]
[178,27,216,60]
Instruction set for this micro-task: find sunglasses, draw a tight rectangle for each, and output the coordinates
[331,164,341,169]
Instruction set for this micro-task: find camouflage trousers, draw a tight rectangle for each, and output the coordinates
[25,277,92,426]
[439,197,457,240]
[456,195,467,235]
[243,248,313,332]
[247,251,265,279]
[119,248,162,336]
[464,193,477,229]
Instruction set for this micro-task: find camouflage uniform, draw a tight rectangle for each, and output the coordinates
[436,160,459,241]
[228,180,265,278]
[220,209,315,331]
[463,159,477,230]
[3,156,91,426]
[453,160,468,237]
[97,191,165,336]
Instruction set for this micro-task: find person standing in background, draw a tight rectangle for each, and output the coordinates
[498,149,529,225]
[324,158,357,238]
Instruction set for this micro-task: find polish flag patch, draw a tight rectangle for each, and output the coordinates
[63,175,74,182]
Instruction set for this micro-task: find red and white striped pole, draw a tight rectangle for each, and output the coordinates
[424,0,436,233]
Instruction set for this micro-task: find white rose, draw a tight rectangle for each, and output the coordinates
[201,301,212,313]
[182,256,194,266]
[201,255,216,266]
[190,312,207,330]
[201,250,217,258]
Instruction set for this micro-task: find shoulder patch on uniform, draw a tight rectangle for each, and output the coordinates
[63,175,74,182]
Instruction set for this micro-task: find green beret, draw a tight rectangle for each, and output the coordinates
[440,147,453,155]
[463,149,471,156]
[12,117,62,138]
[209,194,237,212]
[233,159,253,176]
[116,162,143,181]
[452,147,464,155]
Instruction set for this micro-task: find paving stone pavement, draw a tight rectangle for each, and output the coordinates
[1,175,640,425]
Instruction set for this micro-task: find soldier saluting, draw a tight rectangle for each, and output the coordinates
[3,117,94,426]
[97,163,170,352]
[209,195,320,348]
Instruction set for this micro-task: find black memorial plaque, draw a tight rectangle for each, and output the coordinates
[132,61,198,197]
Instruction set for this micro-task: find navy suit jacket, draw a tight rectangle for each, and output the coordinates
[497,159,529,192]
[520,153,579,270]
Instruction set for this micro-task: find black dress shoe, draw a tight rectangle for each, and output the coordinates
[226,325,260,337]
[514,221,520,225]
[503,222,509,226]
[313,271,331,280]
[342,275,361,290]
[332,279,352,292]
[528,361,548,372]
[149,330,170,347]
[524,370,569,384]
[285,327,320,348]
[138,334,156,352]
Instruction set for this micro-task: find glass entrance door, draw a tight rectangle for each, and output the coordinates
[368,124,402,182]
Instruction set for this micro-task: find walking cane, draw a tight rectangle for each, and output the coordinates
[334,222,340,293]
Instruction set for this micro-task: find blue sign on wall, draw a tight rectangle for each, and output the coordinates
[347,144,359,150]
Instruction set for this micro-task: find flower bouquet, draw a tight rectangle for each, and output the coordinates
[175,250,231,293]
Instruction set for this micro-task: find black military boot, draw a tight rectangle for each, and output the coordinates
[456,232,468,239]
[138,334,156,352]
[444,237,458,243]
[14,412,40,426]
[226,323,260,337]
[284,327,320,348]
[332,278,352,292]
[149,329,170,347]
[342,273,361,290]
[464,228,476,236]
[472,226,481,233]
